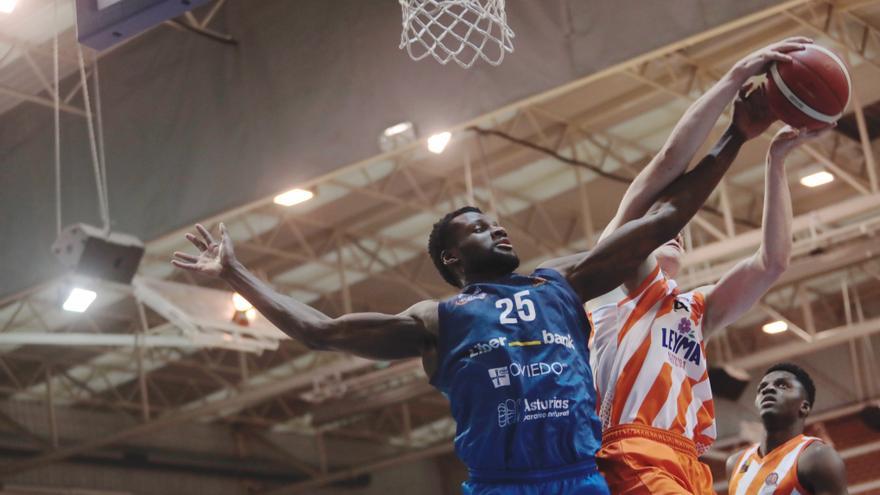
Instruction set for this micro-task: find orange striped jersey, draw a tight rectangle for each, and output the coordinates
[728,435,821,495]
[589,264,715,454]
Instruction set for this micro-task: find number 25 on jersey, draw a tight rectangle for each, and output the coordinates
[496,290,537,324]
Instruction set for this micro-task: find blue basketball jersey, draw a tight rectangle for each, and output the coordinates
[431,268,603,481]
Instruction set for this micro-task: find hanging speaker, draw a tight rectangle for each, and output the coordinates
[52,223,144,285]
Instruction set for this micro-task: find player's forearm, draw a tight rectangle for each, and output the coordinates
[650,125,746,233]
[603,74,742,239]
[756,152,793,274]
[221,260,330,345]
[662,70,743,166]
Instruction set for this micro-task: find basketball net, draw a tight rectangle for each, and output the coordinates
[399,0,514,68]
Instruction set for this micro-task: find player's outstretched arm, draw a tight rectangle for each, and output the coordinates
[545,122,746,302]
[797,442,849,495]
[702,125,828,337]
[600,37,811,241]
[171,224,437,361]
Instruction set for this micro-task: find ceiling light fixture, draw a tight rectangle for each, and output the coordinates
[762,320,788,334]
[800,170,834,188]
[62,288,97,313]
[0,0,17,14]
[427,131,452,154]
[273,188,314,207]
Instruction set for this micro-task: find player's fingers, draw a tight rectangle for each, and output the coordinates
[171,259,198,271]
[196,224,216,246]
[739,80,756,99]
[772,42,808,54]
[173,251,199,262]
[765,51,795,64]
[186,233,208,252]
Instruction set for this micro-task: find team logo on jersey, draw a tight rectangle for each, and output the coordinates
[739,460,750,473]
[660,317,702,366]
[497,397,571,427]
[468,337,508,358]
[455,291,487,306]
[764,472,779,486]
[542,330,575,350]
[469,330,575,359]
[488,367,511,388]
[674,298,690,312]
[488,361,568,388]
[498,399,518,427]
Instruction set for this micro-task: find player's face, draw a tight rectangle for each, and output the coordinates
[755,370,810,422]
[653,232,684,277]
[447,212,520,278]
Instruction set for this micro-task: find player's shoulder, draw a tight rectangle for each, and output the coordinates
[797,440,847,490]
[402,300,441,335]
[725,448,748,478]
[798,440,844,471]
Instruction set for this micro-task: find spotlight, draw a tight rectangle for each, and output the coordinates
[63,288,97,313]
[0,0,17,14]
[427,131,452,154]
[762,320,788,334]
[273,188,314,207]
[800,170,834,188]
[232,292,253,312]
[379,121,416,152]
[245,308,257,322]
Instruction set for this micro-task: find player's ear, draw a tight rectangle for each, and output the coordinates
[441,249,459,266]
[799,399,812,418]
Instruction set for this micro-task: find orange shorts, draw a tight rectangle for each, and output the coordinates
[596,424,715,495]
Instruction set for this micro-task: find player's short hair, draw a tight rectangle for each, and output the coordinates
[765,362,816,407]
[428,206,483,288]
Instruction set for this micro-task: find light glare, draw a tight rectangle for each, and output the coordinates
[800,171,834,188]
[273,188,314,207]
[232,292,253,312]
[762,320,788,334]
[245,308,258,322]
[0,0,17,14]
[63,288,97,313]
[383,122,413,137]
[427,132,452,154]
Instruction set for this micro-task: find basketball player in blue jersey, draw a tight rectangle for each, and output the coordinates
[170,44,793,493]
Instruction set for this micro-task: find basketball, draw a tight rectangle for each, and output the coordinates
[766,44,852,129]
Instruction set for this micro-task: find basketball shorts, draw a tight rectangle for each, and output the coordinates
[596,423,714,495]
[462,459,610,495]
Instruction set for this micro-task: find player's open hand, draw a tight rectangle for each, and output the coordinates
[732,81,776,140]
[171,223,236,277]
[731,37,813,80]
[768,125,831,160]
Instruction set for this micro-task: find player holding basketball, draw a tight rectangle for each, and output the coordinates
[726,363,848,495]
[171,41,796,494]
[588,38,826,494]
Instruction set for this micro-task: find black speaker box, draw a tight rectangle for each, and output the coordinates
[52,223,144,285]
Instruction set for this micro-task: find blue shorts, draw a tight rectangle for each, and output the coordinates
[462,460,610,495]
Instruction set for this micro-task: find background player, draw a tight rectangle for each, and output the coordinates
[726,363,848,495]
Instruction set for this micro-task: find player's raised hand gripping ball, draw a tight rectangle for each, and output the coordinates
[766,44,851,130]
